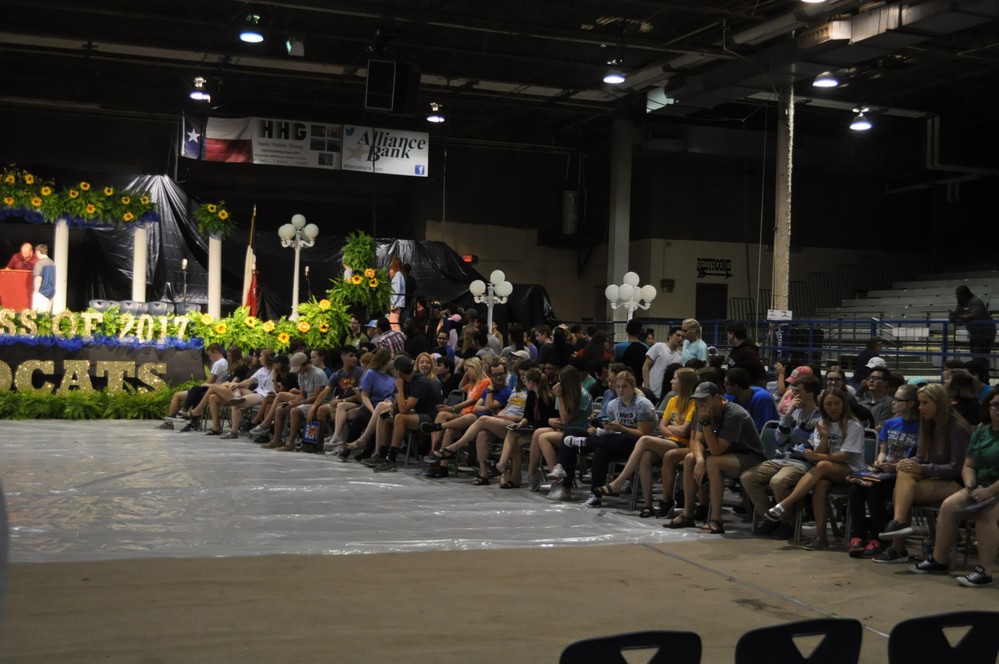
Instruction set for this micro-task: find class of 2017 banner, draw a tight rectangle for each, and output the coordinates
[181,115,429,177]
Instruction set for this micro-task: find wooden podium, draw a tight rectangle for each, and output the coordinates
[0,269,32,310]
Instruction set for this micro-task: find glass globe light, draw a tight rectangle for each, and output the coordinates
[469,280,486,296]
[303,223,319,240]
[495,281,513,297]
[641,285,658,302]
[604,285,619,302]
[291,213,307,230]
[489,270,506,285]
[278,224,296,241]
[622,271,640,287]
[619,284,635,301]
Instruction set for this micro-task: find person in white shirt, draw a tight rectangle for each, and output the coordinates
[643,325,684,400]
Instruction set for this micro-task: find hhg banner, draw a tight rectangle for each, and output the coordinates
[341,125,429,177]
[182,115,343,170]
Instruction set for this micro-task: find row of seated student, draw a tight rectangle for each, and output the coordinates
[156,317,998,589]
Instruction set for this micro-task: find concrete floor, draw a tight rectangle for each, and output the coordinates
[1,421,995,663]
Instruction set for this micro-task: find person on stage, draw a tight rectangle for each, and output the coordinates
[5,242,36,270]
[31,244,55,313]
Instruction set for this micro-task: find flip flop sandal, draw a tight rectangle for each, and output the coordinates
[433,448,457,460]
[700,520,725,534]
[664,514,697,529]
[595,484,620,497]
[638,507,654,518]
[471,475,490,486]
[499,481,521,489]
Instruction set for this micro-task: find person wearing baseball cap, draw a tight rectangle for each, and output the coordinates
[664,381,765,534]
[775,364,814,416]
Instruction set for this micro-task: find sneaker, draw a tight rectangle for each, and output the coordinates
[657,498,676,519]
[165,415,188,424]
[547,479,563,499]
[155,421,174,430]
[420,422,442,434]
[555,487,573,501]
[764,504,785,522]
[179,421,199,433]
[694,504,709,522]
[583,493,602,508]
[879,520,913,539]
[800,537,829,551]
[848,537,866,557]
[957,565,993,587]
[249,424,269,436]
[527,474,541,492]
[220,431,239,440]
[253,434,271,444]
[333,448,350,462]
[372,459,397,472]
[361,455,386,468]
[909,558,948,574]
[239,421,254,433]
[548,464,567,480]
[562,435,587,448]
[873,547,911,564]
[424,465,449,478]
[862,539,882,558]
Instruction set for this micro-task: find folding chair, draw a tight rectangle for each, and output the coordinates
[888,611,999,664]
[735,618,862,664]
[560,630,701,664]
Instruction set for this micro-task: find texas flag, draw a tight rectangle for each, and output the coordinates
[181,114,253,163]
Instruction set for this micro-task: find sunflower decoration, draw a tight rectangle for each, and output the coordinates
[0,163,156,227]
[326,231,392,318]
[193,199,236,238]
[220,306,267,351]
[214,322,228,335]
[262,320,276,333]
[277,331,291,345]
[293,297,350,348]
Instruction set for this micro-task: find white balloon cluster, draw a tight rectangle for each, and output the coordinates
[605,271,658,320]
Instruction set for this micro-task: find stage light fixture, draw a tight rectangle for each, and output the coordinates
[189,76,211,102]
[603,70,626,85]
[426,102,445,123]
[239,13,264,43]
[850,107,872,131]
[286,37,304,57]
[812,71,839,88]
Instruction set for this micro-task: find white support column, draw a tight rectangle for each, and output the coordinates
[772,87,794,312]
[131,225,148,303]
[608,119,634,330]
[52,218,69,313]
[208,233,222,318]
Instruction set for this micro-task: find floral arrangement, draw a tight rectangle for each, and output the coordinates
[0,164,157,226]
[294,298,351,349]
[193,200,236,238]
[327,231,392,316]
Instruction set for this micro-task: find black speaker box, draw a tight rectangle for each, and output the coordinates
[365,59,420,115]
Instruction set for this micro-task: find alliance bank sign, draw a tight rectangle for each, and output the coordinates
[342,125,429,177]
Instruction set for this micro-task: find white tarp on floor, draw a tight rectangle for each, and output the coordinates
[1,421,740,563]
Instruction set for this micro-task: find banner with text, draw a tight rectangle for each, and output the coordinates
[182,114,343,169]
[341,125,429,177]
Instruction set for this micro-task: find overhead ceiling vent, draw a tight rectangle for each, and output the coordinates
[797,19,852,49]
[581,16,653,33]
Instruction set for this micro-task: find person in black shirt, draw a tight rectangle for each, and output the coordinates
[614,318,648,380]
[368,355,443,472]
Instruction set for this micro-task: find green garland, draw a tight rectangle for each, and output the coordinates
[328,231,393,316]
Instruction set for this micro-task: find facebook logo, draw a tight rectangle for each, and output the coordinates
[414,164,426,176]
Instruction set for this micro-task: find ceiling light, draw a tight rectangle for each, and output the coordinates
[801,0,827,3]
[603,70,627,85]
[286,37,304,57]
[426,102,445,123]
[239,13,264,43]
[850,107,872,131]
[812,71,839,88]
[189,76,211,102]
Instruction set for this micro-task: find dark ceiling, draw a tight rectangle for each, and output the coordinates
[3,0,999,145]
